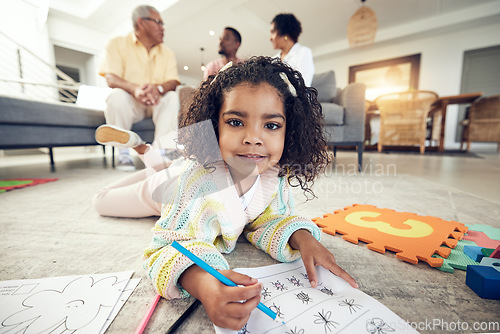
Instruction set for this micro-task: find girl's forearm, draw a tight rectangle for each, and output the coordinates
[289,229,314,250]
[178,265,206,299]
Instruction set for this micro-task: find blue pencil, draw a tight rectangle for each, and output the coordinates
[171,241,285,325]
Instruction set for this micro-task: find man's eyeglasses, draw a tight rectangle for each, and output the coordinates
[142,17,164,26]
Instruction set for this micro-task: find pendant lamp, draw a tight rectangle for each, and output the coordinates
[347,0,378,48]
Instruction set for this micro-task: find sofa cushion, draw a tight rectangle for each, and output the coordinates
[0,95,105,127]
[131,118,155,143]
[322,102,344,125]
[312,71,336,103]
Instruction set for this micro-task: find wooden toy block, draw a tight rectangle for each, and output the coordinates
[479,257,500,272]
[490,245,500,259]
[465,265,500,300]
[313,204,467,268]
[463,245,484,262]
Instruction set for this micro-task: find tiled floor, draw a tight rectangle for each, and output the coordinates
[1,146,499,203]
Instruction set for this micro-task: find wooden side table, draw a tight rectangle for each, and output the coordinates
[429,92,482,152]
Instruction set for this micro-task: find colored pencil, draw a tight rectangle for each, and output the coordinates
[135,293,161,334]
[165,299,201,333]
[171,241,285,324]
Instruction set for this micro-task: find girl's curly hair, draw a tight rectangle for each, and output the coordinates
[179,56,330,197]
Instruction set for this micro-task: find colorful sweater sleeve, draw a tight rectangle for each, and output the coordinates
[142,161,231,300]
[244,177,321,262]
[143,231,229,299]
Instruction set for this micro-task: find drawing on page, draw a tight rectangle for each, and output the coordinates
[0,275,123,334]
[269,303,284,319]
[12,283,38,295]
[313,309,339,333]
[237,323,249,334]
[270,280,287,291]
[319,286,336,296]
[261,287,272,299]
[285,326,305,334]
[339,298,362,314]
[286,275,304,287]
[295,291,313,304]
[366,318,395,334]
[218,260,419,334]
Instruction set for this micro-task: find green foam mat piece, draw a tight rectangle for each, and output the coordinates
[433,240,479,273]
[481,248,494,257]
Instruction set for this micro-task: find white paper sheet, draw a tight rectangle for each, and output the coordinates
[0,271,134,334]
[99,278,141,334]
[215,260,419,334]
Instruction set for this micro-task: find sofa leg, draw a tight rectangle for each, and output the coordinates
[102,145,108,166]
[357,143,364,172]
[333,146,337,157]
[112,147,115,168]
[49,147,55,172]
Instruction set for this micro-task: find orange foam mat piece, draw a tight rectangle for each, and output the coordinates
[313,204,468,268]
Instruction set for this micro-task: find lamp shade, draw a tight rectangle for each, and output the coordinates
[347,5,378,48]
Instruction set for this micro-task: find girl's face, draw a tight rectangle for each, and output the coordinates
[218,83,286,180]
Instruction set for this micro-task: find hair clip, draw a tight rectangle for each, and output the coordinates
[210,61,233,85]
[279,72,297,97]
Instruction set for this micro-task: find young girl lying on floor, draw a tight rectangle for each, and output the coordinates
[94,56,357,330]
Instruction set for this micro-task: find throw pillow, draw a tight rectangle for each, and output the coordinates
[311,71,336,103]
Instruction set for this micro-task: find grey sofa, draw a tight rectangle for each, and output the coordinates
[0,85,197,170]
[312,71,366,171]
[0,94,154,170]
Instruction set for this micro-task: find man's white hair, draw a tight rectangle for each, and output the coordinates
[132,5,159,30]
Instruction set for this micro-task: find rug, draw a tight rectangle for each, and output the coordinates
[382,149,482,158]
[1,169,499,329]
[359,145,483,158]
[0,178,58,193]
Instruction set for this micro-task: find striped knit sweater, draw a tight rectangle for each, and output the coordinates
[143,159,321,299]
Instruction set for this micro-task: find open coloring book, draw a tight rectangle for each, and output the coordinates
[0,271,139,334]
[215,260,419,334]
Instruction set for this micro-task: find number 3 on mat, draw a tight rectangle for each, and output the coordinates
[345,211,433,238]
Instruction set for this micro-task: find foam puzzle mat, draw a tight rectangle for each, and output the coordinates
[466,224,500,240]
[432,240,479,273]
[462,230,500,249]
[0,178,58,193]
[313,204,468,268]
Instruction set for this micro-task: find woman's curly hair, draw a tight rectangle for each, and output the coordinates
[271,13,302,43]
[179,56,330,197]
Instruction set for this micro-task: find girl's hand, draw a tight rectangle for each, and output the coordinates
[179,266,262,330]
[289,229,358,289]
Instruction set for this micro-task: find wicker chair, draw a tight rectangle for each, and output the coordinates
[374,90,438,154]
[461,94,500,152]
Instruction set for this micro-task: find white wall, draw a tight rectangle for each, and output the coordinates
[4,1,499,149]
[315,20,500,149]
[48,16,109,88]
[0,0,58,100]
